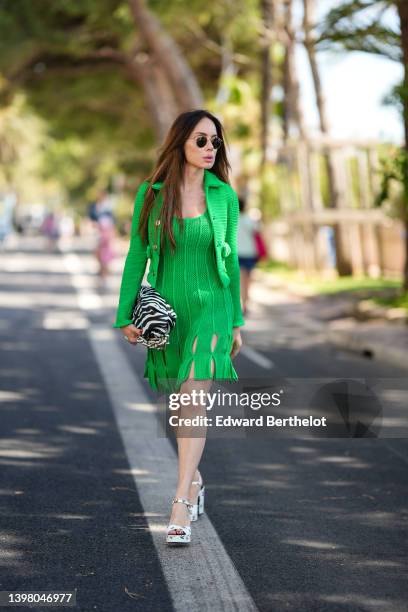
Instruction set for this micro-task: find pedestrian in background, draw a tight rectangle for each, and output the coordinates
[237,196,260,316]
[88,190,117,289]
[95,212,117,289]
[41,211,60,252]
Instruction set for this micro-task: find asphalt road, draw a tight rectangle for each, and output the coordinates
[0,235,407,612]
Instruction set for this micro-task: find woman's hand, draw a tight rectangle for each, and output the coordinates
[120,323,143,344]
[230,327,242,359]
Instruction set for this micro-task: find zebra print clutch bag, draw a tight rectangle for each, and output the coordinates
[132,285,177,350]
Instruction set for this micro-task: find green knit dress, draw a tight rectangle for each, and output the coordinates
[143,207,238,393]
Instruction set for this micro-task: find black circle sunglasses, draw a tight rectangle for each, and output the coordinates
[187,135,223,150]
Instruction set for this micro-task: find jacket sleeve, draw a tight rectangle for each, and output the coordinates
[225,186,245,328]
[112,181,149,328]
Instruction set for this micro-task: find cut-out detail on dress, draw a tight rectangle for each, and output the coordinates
[211,333,218,377]
[145,323,238,393]
[175,327,236,392]
[187,335,199,380]
[186,332,219,381]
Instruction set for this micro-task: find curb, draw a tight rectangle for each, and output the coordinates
[354,299,408,323]
[253,269,408,370]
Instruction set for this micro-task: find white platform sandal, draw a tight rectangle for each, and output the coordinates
[166,497,193,545]
[189,472,205,522]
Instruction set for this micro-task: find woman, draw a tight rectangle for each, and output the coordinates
[237,196,260,316]
[41,211,60,252]
[95,212,117,288]
[112,109,245,545]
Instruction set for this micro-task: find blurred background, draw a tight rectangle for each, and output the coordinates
[1,0,407,300]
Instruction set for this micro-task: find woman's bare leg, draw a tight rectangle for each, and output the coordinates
[168,337,216,531]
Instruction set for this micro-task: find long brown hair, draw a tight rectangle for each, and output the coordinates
[137,109,232,253]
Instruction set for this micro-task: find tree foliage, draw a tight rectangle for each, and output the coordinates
[0,0,262,206]
[317,0,400,61]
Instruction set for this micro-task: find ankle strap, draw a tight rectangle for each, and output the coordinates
[172,497,192,508]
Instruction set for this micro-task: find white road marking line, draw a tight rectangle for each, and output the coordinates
[63,252,103,310]
[240,344,274,369]
[62,251,259,612]
[379,441,408,465]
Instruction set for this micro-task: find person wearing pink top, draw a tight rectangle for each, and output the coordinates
[95,213,117,288]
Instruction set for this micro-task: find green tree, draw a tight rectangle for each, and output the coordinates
[0,0,259,207]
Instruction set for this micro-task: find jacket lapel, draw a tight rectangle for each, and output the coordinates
[204,169,223,248]
[150,169,224,254]
[148,186,163,252]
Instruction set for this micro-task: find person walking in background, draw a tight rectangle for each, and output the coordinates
[88,190,117,289]
[95,211,117,289]
[40,211,60,252]
[237,196,260,316]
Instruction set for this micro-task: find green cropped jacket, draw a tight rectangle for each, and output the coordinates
[112,168,245,329]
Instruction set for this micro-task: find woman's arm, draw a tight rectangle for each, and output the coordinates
[225,186,245,328]
[112,181,149,328]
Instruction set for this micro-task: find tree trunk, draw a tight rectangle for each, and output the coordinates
[303,0,352,276]
[282,43,290,142]
[282,0,307,141]
[125,47,178,141]
[279,0,319,268]
[215,35,237,107]
[396,0,408,290]
[129,0,204,112]
[260,0,275,168]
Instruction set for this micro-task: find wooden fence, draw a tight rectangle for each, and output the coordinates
[261,137,404,277]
